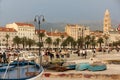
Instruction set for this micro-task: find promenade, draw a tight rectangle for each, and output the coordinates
[39,50,120,80]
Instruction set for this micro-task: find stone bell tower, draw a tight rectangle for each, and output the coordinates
[103,9,111,34]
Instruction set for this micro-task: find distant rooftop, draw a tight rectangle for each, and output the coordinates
[47,32,68,37]
[15,22,34,27]
[0,27,17,32]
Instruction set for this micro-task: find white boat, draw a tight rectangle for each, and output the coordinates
[13,50,39,61]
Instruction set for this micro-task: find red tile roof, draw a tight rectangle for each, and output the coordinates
[0,27,17,32]
[90,31,103,37]
[15,22,34,27]
[46,32,68,37]
[35,29,46,34]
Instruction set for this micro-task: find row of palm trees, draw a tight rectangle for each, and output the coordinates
[40,33,120,49]
[4,33,120,50]
[13,36,36,49]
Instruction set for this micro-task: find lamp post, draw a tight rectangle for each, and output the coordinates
[34,15,45,66]
[81,27,86,49]
[81,28,84,49]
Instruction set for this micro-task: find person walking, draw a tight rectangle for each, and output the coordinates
[0,53,2,63]
[2,52,7,63]
[92,49,96,57]
[48,50,54,61]
[44,51,49,62]
[76,50,80,56]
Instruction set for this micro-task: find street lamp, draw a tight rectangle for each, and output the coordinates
[34,15,45,66]
[81,27,86,49]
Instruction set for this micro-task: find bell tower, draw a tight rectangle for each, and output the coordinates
[103,9,111,34]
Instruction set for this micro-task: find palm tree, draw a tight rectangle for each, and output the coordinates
[21,37,27,49]
[27,38,35,50]
[65,36,74,49]
[112,41,117,48]
[71,40,77,49]
[112,40,120,48]
[60,35,64,42]
[85,35,91,49]
[38,32,45,47]
[77,37,84,49]
[36,42,43,49]
[61,40,67,48]
[55,38,61,49]
[53,41,57,48]
[45,37,52,48]
[5,34,10,48]
[97,37,104,48]
[103,34,109,47]
[60,35,64,48]
[90,36,97,49]
[118,40,120,46]
[13,36,21,48]
[91,41,97,49]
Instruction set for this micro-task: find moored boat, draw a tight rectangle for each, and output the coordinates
[88,63,107,71]
[0,60,44,80]
[76,62,90,71]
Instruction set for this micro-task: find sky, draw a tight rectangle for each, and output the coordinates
[0,0,120,26]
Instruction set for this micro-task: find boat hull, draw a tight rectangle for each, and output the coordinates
[76,63,90,71]
[88,64,106,71]
[0,61,44,80]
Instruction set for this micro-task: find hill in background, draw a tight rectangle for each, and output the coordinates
[30,21,119,32]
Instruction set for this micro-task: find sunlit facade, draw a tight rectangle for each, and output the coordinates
[6,22,35,39]
[65,24,90,40]
[103,9,112,34]
[0,27,17,48]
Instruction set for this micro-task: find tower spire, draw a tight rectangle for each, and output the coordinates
[103,9,111,34]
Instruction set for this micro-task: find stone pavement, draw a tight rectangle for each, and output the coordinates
[37,50,120,80]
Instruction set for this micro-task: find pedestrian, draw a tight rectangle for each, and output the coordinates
[92,49,96,57]
[77,50,80,56]
[41,50,45,56]
[0,53,2,63]
[116,48,119,52]
[48,50,54,61]
[56,51,60,59]
[82,49,87,59]
[93,49,96,53]
[84,50,87,59]
[2,52,7,63]
[60,50,64,58]
[107,48,110,53]
[44,51,49,62]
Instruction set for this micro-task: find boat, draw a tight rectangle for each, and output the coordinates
[75,62,106,71]
[88,62,107,71]
[13,50,38,62]
[0,49,43,80]
[75,62,90,71]
[0,60,44,80]
[63,62,76,70]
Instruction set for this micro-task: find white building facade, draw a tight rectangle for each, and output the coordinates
[0,27,17,49]
[6,22,35,39]
[65,24,90,41]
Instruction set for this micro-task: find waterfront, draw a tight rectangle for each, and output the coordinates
[35,49,120,80]
[0,0,119,80]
